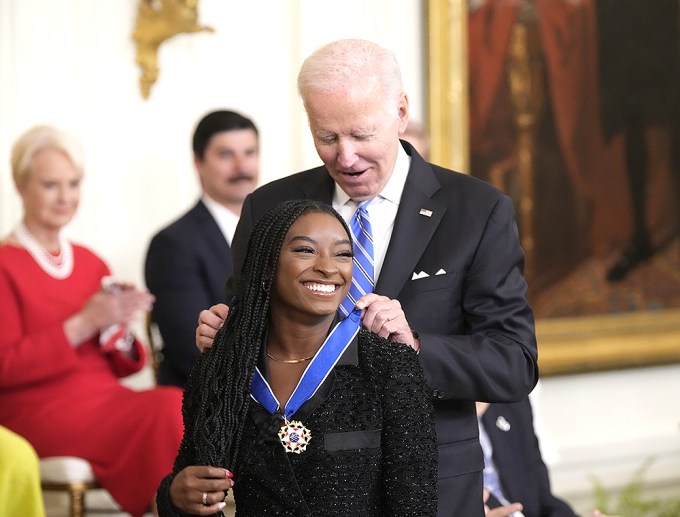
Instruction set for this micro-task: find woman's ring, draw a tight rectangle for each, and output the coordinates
[202,491,209,506]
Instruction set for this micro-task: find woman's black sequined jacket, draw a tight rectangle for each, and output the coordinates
[158,330,437,516]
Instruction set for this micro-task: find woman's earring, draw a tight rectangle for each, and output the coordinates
[262,279,270,293]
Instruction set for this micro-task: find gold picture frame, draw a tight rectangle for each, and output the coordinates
[425,0,680,376]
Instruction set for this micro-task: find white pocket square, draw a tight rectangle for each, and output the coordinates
[435,269,446,275]
[411,271,430,280]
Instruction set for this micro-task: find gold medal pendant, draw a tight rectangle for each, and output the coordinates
[278,420,311,453]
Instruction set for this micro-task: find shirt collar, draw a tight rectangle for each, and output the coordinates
[201,193,240,244]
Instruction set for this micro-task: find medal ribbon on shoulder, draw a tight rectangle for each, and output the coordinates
[251,309,361,453]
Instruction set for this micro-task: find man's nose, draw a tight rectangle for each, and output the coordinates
[337,140,358,169]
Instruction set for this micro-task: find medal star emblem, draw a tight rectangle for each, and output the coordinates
[278,420,312,453]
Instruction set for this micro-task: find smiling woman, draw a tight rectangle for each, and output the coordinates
[270,207,353,330]
[157,199,438,516]
[0,125,184,517]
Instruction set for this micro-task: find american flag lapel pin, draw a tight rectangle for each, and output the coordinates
[495,416,511,432]
[419,208,433,217]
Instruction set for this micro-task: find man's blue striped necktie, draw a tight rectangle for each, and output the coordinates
[339,200,374,317]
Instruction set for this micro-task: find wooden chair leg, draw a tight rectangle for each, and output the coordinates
[67,483,87,517]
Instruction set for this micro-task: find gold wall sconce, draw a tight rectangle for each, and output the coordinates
[132,0,214,99]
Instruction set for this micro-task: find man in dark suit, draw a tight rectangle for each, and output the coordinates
[196,40,538,516]
[478,399,576,517]
[478,399,618,517]
[145,110,259,387]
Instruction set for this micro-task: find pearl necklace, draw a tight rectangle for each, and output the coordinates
[13,222,74,279]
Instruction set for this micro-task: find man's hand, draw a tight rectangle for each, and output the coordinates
[591,510,620,517]
[195,303,228,353]
[195,296,424,354]
[355,293,419,351]
[483,489,524,517]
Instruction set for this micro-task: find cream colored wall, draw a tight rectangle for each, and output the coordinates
[0,0,425,287]
[537,365,680,514]
[1,2,678,515]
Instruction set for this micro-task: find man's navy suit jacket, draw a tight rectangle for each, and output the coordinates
[227,141,539,516]
[482,399,577,517]
[145,200,233,387]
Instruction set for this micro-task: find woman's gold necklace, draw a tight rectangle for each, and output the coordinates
[267,352,314,364]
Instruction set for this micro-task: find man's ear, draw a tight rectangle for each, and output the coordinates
[397,92,410,134]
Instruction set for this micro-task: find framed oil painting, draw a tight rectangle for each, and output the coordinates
[425,0,680,375]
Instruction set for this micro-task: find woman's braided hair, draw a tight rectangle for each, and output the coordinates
[183,199,352,472]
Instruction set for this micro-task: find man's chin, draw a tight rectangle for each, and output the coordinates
[339,186,374,201]
[333,175,373,196]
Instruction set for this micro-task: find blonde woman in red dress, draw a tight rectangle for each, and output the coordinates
[0,125,183,517]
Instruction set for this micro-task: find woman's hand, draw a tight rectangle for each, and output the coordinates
[88,284,154,326]
[169,466,234,514]
[64,284,154,345]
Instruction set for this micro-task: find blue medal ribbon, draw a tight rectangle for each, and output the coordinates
[251,309,361,420]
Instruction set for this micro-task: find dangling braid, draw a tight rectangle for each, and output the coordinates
[183,199,351,473]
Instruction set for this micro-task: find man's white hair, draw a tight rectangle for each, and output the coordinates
[297,39,404,114]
